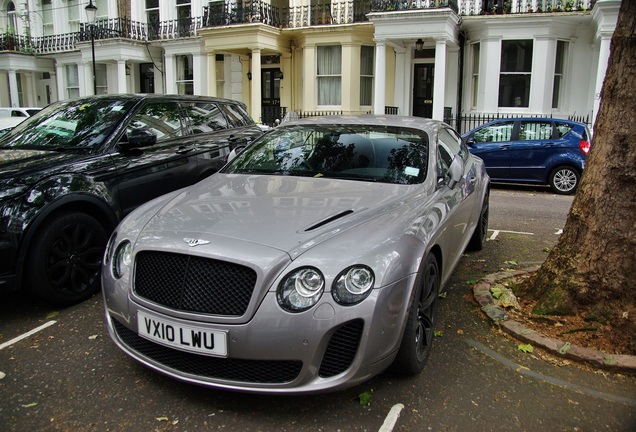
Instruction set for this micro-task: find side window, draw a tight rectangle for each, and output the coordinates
[126,101,183,142]
[220,103,253,127]
[473,121,514,143]
[182,102,229,133]
[11,110,27,117]
[440,127,469,162]
[555,122,574,138]
[519,121,554,141]
[436,145,453,184]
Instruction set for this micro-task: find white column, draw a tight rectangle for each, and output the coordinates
[303,44,316,111]
[117,60,127,94]
[251,48,262,123]
[8,70,19,107]
[193,53,207,96]
[55,64,65,100]
[164,54,176,94]
[432,39,447,121]
[207,51,217,97]
[593,34,612,127]
[373,40,386,115]
[50,71,59,102]
[79,62,89,97]
[481,36,501,112]
[393,46,406,116]
[530,36,555,113]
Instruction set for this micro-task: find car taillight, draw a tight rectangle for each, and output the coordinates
[579,139,590,154]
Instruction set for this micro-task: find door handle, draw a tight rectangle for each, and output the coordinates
[499,144,510,150]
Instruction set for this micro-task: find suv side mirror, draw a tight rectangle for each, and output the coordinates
[120,129,157,150]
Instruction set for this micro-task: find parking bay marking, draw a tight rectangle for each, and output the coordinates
[488,229,534,241]
[0,320,57,350]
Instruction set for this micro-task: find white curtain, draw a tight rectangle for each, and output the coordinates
[317,45,342,106]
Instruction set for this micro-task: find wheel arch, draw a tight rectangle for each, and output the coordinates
[14,195,119,291]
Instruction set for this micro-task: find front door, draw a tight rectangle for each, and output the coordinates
[261,68,281,126]
[413,64,434,118]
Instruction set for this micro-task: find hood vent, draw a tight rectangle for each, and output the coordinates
[303,210,354,232]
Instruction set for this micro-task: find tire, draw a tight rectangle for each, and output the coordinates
[28,211,108,306]
[549,165,580,195]
[390,254,440,375]
[467,191,489,251]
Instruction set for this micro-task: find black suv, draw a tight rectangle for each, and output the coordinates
[0,94,264,306]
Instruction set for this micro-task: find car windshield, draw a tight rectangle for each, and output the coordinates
[0,99,136,151]
[224,124,429,185]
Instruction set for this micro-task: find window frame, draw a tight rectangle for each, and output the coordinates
[498,39,533,108]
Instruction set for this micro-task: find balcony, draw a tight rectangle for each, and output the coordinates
[0,0,596,55]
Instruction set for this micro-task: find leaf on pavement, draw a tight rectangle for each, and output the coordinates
[504,260,518,265]
[156,416,169,422]
[490,286,503,299]
[88,335,98,340]
[358,390,373,406]
[46,311,60,319]
[518,344,534,353]
[22,402,38,408]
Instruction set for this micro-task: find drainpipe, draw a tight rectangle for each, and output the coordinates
[456,31,465,132]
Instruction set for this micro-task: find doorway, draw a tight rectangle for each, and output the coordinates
[261,68,281,126]
[413,64,434,118]
[140,63,155,93]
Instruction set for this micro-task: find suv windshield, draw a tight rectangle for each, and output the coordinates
[224,124,429,185]
[0,99,136,150]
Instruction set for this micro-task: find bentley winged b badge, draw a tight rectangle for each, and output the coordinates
[183,238,211,247]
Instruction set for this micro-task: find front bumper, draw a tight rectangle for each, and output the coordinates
[103,274,415,394]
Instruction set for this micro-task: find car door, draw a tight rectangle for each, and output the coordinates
[436,127,477,264]
[505,119,556,182]
[465,120,516,180]
[112,100,208,216]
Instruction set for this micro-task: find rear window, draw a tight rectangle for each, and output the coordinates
[182,102,229,133]
[555,122,575,139]
[220,103,253,127]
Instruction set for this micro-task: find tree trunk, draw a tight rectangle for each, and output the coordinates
[528,0,636,333]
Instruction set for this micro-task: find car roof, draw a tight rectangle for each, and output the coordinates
[54,93,247,106]
[280,114,447,131]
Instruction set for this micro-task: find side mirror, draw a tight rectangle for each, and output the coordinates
[463,136,474,146]
[447,156,464,189]
[120,129,157,150]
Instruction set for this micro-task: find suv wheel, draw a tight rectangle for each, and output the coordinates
[549,165,580,195]
[28,211,107,306]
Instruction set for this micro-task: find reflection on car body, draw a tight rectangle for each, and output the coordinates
[103,115,490,394]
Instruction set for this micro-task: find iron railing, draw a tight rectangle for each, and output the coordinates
[447,112,592,134]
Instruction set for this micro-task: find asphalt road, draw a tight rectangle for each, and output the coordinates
[1,185,635,432]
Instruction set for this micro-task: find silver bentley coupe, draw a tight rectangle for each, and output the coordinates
[102,115,490,394]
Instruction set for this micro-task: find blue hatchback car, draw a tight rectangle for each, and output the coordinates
[462,118,591,194]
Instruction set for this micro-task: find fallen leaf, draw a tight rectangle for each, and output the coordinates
[156,417,169,422]
[22,402,38,408]
[504,260,518,265]
[438,292,447,299]
[518,344,534,353]
[88,335,98,340]
[0,371,5,379]
[46,311,60,319]
[457,329,464,335]
[434,330,443,337]
[358,390,373,406]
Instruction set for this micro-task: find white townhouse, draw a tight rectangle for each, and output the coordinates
[0,0,621,131]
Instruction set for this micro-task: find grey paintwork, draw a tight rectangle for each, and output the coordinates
[102,115,489,393]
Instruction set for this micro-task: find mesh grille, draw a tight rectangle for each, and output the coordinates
[318,319,364,378]
[134,251,257,316]
[112,319,303,384]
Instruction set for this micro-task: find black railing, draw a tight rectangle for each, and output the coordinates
[448,112,592,134]
[262,106,287,127]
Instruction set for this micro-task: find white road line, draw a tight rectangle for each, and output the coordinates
[0,321,57,350]
[378,403,405,432]
[488,229,534,240]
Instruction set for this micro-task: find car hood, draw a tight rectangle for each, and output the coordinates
[139,174,415,258]
[0,148,85,184]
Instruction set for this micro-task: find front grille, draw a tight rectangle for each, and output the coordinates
[318,319,364,378]
[112,319,303,384]
[134,251,257,316]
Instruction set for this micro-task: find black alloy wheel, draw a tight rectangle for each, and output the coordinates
[28,211,108,306]
[390,253,440,375]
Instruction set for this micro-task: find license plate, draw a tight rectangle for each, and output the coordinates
[137,311,227,357]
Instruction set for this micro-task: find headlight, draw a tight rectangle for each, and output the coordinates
[277,267,324,312]
[332,266,374,305]
[112,240,132,279]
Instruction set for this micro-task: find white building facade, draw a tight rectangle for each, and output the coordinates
[0,0,621,131]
